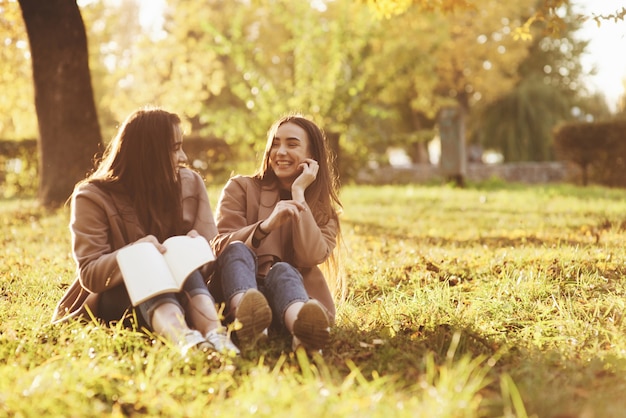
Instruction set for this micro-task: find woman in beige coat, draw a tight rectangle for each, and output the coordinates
[210,114,342,353]
[52,107,238,356]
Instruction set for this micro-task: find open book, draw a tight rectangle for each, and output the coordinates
[116,235,215,306]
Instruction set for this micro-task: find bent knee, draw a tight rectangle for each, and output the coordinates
[267,262,300,278]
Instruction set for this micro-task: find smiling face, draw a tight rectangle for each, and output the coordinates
[269,121,312,189]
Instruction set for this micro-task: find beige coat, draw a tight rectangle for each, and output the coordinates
[51,168,216,324]
[210,175,338,321]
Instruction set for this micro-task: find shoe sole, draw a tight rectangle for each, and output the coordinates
[235,289,272,346]
[293,300,330,351]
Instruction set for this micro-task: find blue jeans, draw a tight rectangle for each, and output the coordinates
[98,269,211,330]
[137,269,212,330]
[212,241,309,328]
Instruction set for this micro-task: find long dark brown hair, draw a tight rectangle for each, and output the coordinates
[256,114,345,299]
[81,107,183,241]
[256,114,342,223]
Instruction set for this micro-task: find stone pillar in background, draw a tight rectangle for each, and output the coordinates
[438,106,466,186]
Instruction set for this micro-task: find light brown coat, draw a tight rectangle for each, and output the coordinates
[51,168,216,324]
[210,175,337,321]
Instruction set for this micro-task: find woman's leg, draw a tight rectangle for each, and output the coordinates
[149,301,218,356]
[149,301,190,341]
[180,270,221,334]
[179,270,239,355]
[263,262,330,351]
[214,242,271,345]
[263,262,308,329]
[138,294,191,336]
[139,294,210,354]
[136,291,212,356]
[214,242,258,312]
[299,267,336,324]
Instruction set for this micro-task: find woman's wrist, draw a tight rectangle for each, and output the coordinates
[291,190,305,203]
[252,222,269,248]
[257,223,269,236]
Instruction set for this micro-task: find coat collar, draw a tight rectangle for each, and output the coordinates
[259,182,280,220]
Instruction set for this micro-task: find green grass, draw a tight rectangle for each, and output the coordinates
[2,183,626,417]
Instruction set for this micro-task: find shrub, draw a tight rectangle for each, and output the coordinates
[553,120,626,187]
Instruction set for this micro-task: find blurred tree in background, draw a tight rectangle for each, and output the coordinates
[1,0,623,205]
[470,1,611,162]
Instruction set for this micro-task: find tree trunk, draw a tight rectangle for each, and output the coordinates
[18,0,102,208]
[408,110,430,164]
[407,141,430,164]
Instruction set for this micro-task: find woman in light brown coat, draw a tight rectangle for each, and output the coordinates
[210,114,342,353]
[52,107,238,356]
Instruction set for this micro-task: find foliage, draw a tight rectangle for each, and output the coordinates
[363,0,476,19]
[0,138,37,198]
[1,0,613,175]
[2,183,626,416]
[474,75,570,162]
[363,0,626,39]
[430,0,532,111]
[470,2,606,162]
[517,3,589,103]
[0,0,619,205]
[75,0,539,176]
[0,0,36,139]
[553,119,626,187]
[79,0,145,142]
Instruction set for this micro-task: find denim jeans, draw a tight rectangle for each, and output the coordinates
[138,269,212,330]
[213,241,309,328]
[99,269,212,331]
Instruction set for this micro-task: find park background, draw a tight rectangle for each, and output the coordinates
[1,0,626,204]
[2,0,626,417]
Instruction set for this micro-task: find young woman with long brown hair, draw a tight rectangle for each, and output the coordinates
[210,114,342,353]
[52,107,238,356]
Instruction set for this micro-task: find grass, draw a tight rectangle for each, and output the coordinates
[2,182,626,417]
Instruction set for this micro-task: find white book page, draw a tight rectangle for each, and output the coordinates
[161,235,215,285]
[116,242,179,306]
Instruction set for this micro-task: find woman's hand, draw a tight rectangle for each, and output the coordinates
[261,200,307,233]
[186,229,199,238]
[135,235,166,253]
[260,158,317,234]
[291,158,318,201]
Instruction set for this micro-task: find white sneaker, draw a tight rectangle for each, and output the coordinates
[205,327,240,356]
[179,329,212,357]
